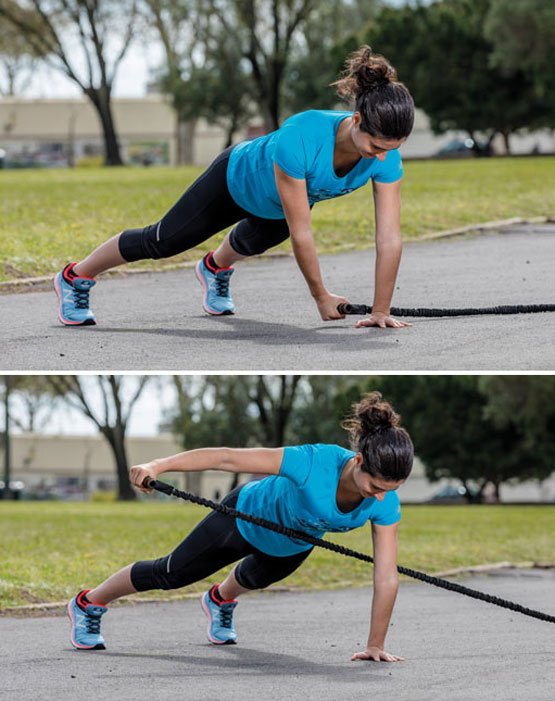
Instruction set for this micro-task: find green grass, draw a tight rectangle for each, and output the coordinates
[1,502,554,610]
[1,157,553,282]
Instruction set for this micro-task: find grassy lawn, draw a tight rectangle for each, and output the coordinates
[1,502,554,610]
[1,156,553,282]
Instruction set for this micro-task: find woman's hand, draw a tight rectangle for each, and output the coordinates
[351,646,404,662]
[355,312,411,329]
[315,292,350,321]
[129,462,160,494]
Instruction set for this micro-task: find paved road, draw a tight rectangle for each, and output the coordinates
[1,224,554,371]
[1,568,554,701]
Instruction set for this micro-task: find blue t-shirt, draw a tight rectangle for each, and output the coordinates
[227,110,403,220]
[236,443,402,557]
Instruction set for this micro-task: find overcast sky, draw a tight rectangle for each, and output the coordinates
[5,377,178,437]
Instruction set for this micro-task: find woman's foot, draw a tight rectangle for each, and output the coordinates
[201,584,238,644]
[67,590,108,650]
[54,263,97,326]
[195,253,236,316]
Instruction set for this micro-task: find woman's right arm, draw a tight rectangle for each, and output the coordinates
[130,447,284,494]
[274,163,349,321]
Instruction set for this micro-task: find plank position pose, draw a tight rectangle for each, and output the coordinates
[67,392,413,662]
[55,46,414,329]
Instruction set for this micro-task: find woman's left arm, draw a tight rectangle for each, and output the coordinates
[355,180,411,330]
[351,522,405,662]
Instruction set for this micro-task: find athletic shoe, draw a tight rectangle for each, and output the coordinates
[195,256,235,315]
[67,589,108,650]
[54,263,96,326]
[200,585,238,644]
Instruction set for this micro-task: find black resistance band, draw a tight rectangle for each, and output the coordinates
[145,479,555,625]
[337,303,555,318]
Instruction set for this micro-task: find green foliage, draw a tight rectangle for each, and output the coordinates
[362,0,553,146]
[373,376,554,500]
[484,0,555,109]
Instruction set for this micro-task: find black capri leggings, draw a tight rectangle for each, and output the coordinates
[130,486,313,592]
[118,146,291,262]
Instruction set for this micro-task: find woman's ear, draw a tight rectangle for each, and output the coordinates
[354,452,364,467]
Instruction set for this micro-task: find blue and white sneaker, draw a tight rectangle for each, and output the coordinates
[54,262,96,326]
[201,585,238,644]
[67,590,107,650]
[195,255,235,315]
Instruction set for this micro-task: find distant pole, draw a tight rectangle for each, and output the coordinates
[2,376,12,500]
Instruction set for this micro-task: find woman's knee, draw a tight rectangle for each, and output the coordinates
[130,555,189,591]
[118,223,187,262]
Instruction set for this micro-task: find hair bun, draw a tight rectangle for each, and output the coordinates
[342,391,400,443]
[333,45,397,100]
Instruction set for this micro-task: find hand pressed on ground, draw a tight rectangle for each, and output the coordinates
[351,646,405,662]
[355,312,411,329]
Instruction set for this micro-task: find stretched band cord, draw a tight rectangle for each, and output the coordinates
[148,479,555,625]
[338,303,555,318]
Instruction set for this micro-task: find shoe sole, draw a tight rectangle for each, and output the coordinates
[54,275,96,326]
[194,262,235,316]
[200,594,237,645]
[67,600,106,650]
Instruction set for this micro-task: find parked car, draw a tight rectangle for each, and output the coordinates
[435,138,491,158]
[0,480,25,499]
[427,485,477,504]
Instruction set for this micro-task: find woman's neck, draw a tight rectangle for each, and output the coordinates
[335,117,358,157]
[337,458,362,504]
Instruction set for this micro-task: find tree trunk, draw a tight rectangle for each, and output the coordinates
[501,131,511,155]
[177,117,197,165]
[85,87,124,166]
[103,427,136,501]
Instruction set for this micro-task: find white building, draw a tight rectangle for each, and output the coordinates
[3,433,554,503]
[1,95,553,168]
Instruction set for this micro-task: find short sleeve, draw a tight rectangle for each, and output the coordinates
[279,444,314,487]
[371,490,401,526]
[273,124,307,180]
[372,149,403,184]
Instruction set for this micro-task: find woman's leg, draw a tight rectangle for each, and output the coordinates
[85,488,252,606]
[71,146,248,278]
[73,234,127,278]
[86,564,136,605]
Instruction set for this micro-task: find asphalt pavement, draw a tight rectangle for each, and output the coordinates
[1,223,554,371]
[1,568,554,701]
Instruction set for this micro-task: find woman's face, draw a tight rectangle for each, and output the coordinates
[350,112,405,161]
[352,456,405,501]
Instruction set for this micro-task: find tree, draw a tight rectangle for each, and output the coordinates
[374,376,546,502]
[0,14,41,95]
[146,0,257,159]
[363,0,551,153]
[46,375,149,500]
[283,0,379,114]
[207,0,318,130]
[167,375,304,491]
[484,0,555,116]
[0,0,139,165]
[479,376,555,479]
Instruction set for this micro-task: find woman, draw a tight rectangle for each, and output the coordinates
[68,392,413,663]
[55,46,414,330]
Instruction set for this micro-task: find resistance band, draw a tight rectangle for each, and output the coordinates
[337,303,555,318]
[144,479,555,625]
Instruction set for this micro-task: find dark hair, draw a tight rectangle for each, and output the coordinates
[342,391,413,481]
[332,46,414,140]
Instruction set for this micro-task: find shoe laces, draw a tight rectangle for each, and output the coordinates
[218,603,235,629]
[214,272,231,298]
[73,288,91,309]
[84,609,102,635]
